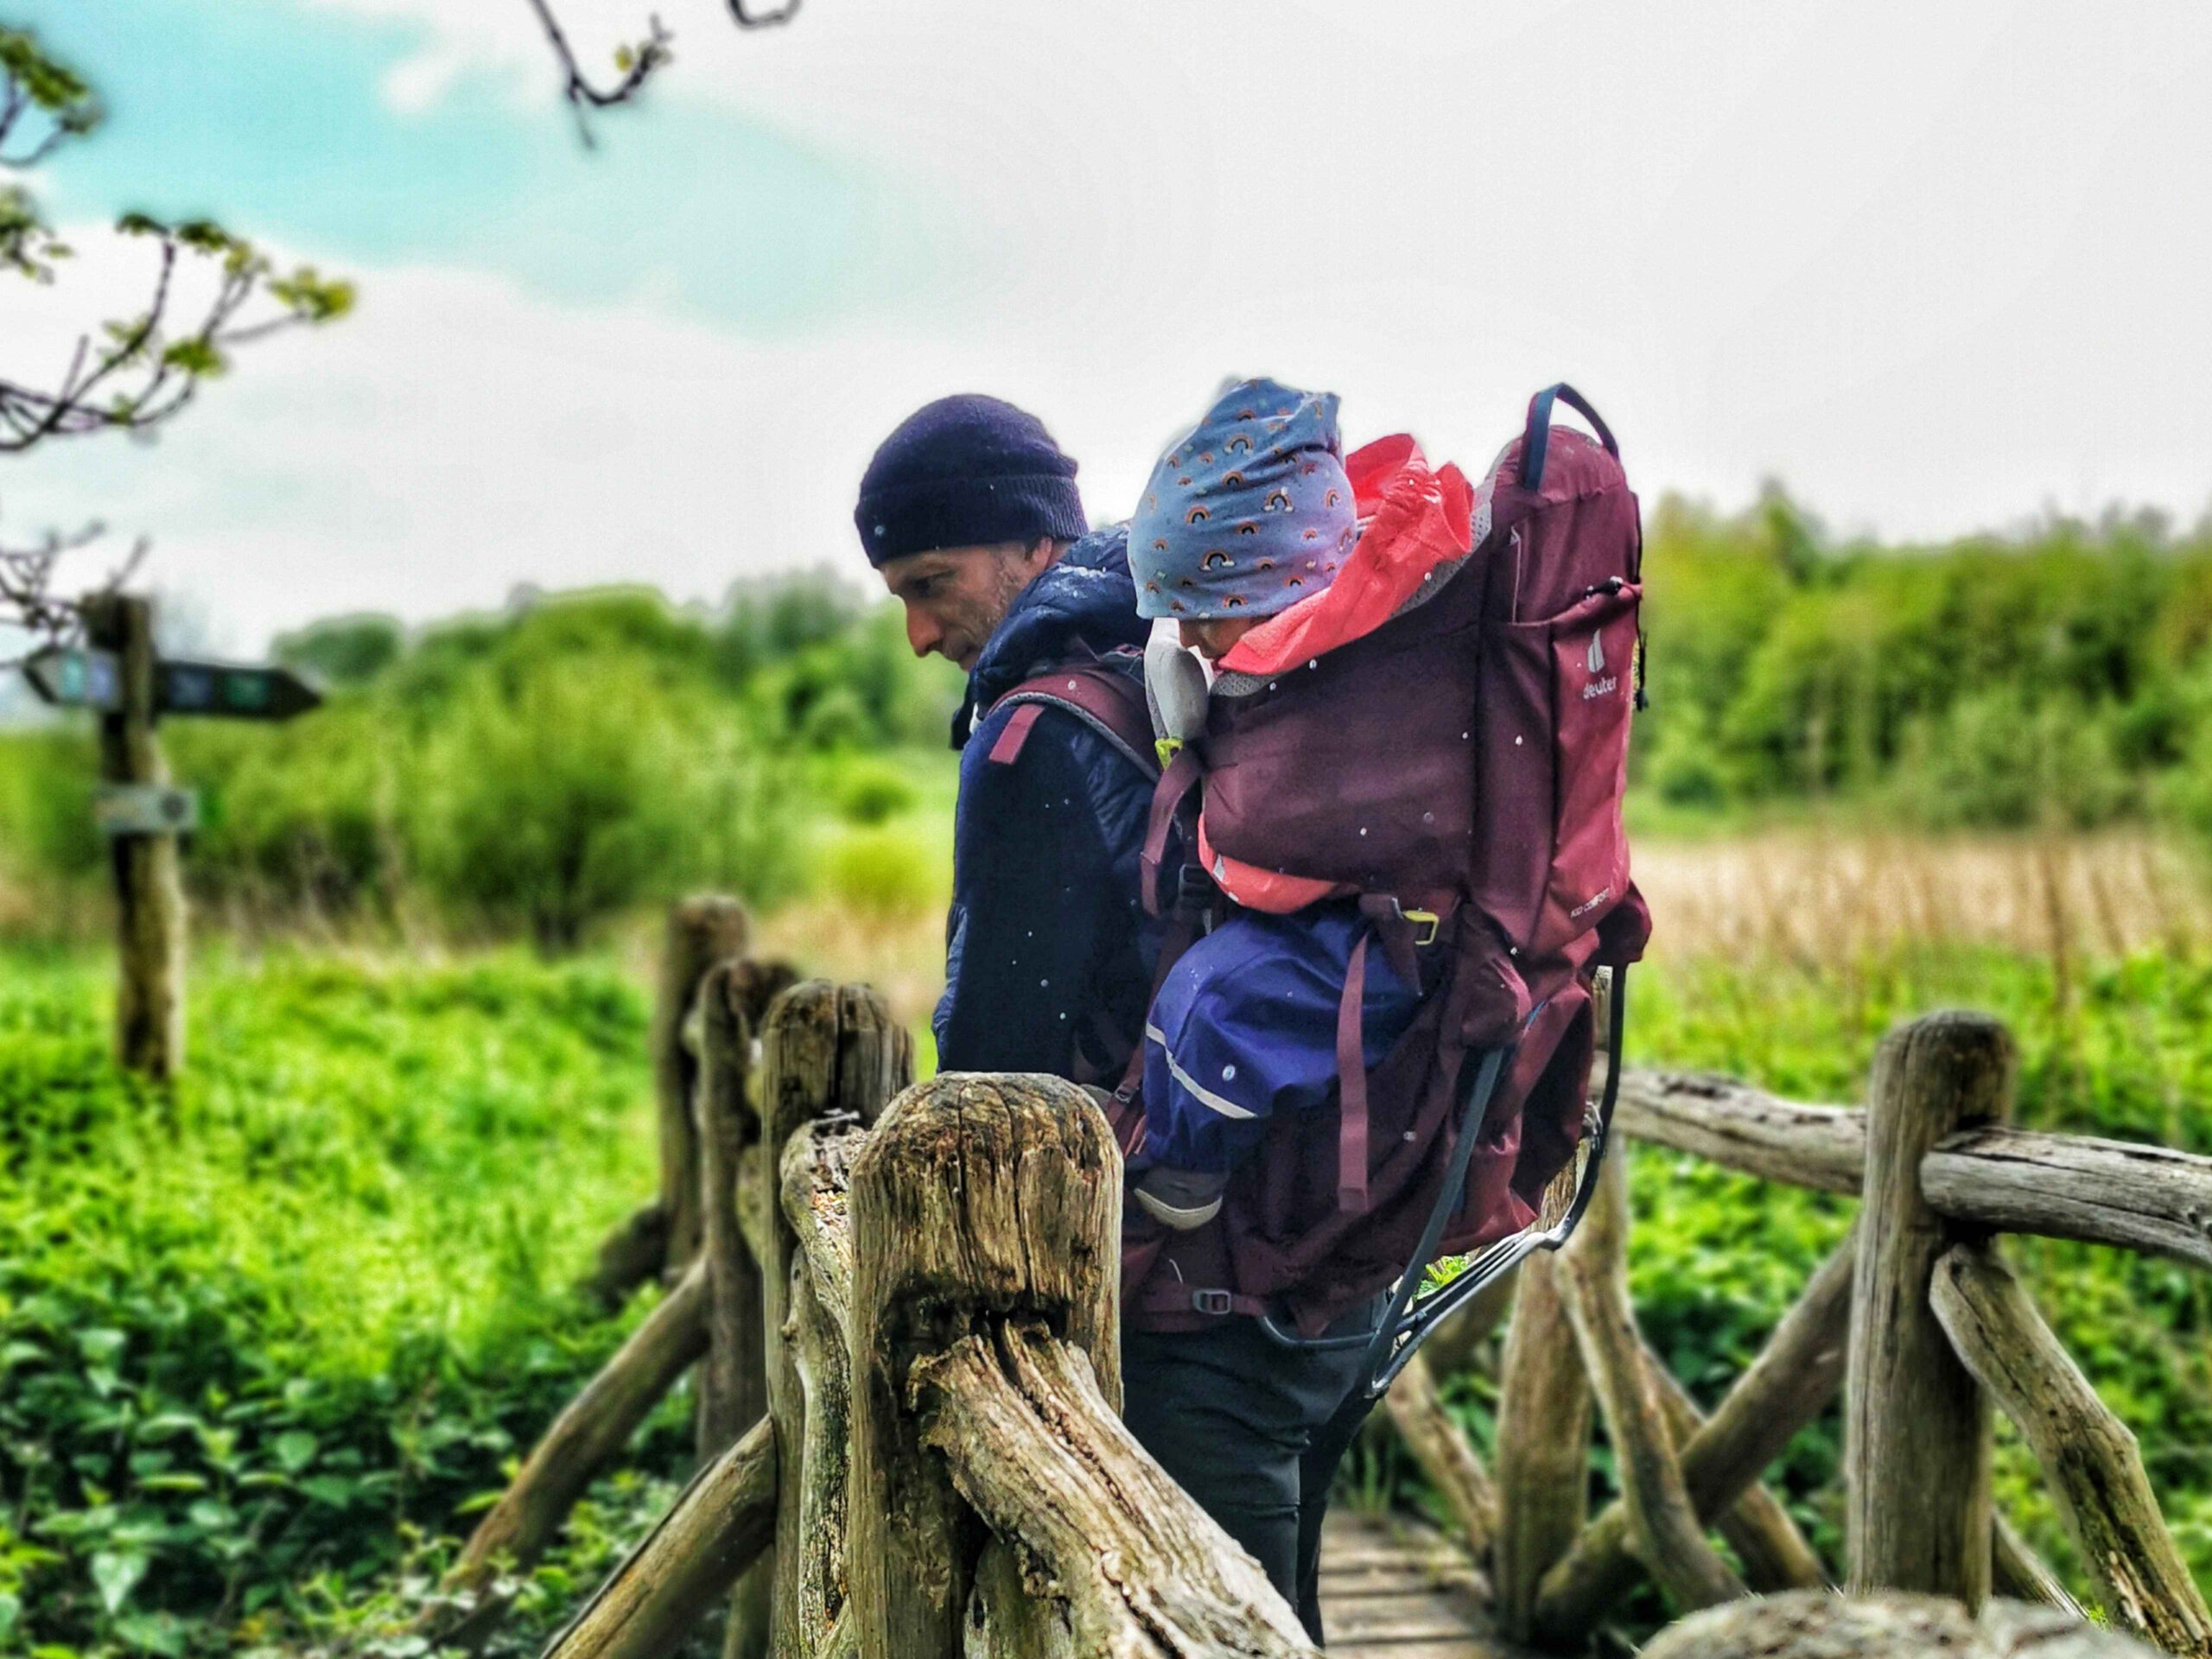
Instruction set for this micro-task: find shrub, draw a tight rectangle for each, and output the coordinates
[830,758,919,826]
[811,823,942,919]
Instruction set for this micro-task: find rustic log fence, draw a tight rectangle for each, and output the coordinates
[410,900,2211,1659]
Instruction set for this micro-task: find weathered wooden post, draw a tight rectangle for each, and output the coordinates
[845,1073,1122,1659]
[1492,1251,1592,1639]
[1558,1147,1746,1612]
[757,982,910,1659]
[1931,1243,2212,1655]
[695,963,771,1659]
[1846,1009,2009,1603]
[656,896,752,1277]
[82,592,186,1079]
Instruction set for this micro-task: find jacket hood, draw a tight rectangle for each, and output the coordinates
[957,524,1144,744]
[1216,436,1472,678]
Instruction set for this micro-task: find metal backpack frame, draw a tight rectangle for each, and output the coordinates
[1258,962,1627,1402]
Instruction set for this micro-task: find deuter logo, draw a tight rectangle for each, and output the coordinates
[1586,632,1605,674]
[1581,674,1618,702]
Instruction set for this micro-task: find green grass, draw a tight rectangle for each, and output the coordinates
[0,946,687,1656]
[8,935,2211,1651]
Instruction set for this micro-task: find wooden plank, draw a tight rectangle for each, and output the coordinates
[1318,1510,1535,1659]
[1618,1069,2212,1273]
[1321,1570,1484,1602]
[1321,1598,1482,1643]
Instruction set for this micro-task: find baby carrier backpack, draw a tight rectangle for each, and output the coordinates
[995,385,1652,1398]
[982,382,1645,1397]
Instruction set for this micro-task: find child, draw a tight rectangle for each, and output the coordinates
[1122,378,1433,1229]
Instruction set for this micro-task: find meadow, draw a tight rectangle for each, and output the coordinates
[8,497,2212,1652]
[6,827,2211,1655]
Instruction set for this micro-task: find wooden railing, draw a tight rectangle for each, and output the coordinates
[1485,1013,2212,1656]
[396,901,2212,1659]
[535,960,1322,1659]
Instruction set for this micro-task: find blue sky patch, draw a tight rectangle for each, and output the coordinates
[32,0,939,333]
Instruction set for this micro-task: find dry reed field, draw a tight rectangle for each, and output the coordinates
[756,828,2212,1045]
[1635,828,2212,965]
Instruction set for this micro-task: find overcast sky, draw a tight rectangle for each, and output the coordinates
[5,0,2209,654]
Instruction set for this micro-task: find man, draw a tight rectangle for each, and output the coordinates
[858,391,1379,1643]
[856,392,1155,1078]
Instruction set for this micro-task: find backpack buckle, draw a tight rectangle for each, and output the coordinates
[1191,1287,1236,1317]
[1402,908,1441,948]
[1176,864,1215,912]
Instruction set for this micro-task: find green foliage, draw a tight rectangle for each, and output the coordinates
[0,27,100,132]
[0,727,102,883]
[830,756,920,826]
[3,582,959,948]
[1646,495,2212,829]
[274,615,405,690]
[811,822,945,920]
[0,948,692,1656]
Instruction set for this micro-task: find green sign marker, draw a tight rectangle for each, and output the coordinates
[22,646,124,711]
[20,647,321,721]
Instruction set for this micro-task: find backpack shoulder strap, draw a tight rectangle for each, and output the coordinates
[987,660,1160,781]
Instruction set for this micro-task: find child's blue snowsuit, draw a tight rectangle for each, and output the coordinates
[1138,899,1426,1177]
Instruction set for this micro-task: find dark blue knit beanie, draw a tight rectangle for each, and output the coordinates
[855,394,1088,566]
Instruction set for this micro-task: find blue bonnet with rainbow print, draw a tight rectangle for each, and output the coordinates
[1129,378,1357,620]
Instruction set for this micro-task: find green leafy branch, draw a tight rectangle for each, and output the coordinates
[0,22,100,168]
[1,212,355,454]
[0,22,353,639]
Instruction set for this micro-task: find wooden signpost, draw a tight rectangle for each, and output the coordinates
[19,595,322,1079]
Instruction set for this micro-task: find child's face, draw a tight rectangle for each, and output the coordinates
[1178,615,1262,662]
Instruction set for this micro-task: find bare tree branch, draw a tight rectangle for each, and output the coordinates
[0,23,351,639]
[0,516,149,664]
[520,0,800,142]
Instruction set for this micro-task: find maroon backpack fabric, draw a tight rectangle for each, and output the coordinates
[1126,385,1654,1334]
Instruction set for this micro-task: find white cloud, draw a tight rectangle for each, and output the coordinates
[10,0,2212,657]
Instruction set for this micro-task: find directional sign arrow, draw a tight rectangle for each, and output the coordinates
[22,647,321,720]
[22,645,124,711]
[156,659,322,721]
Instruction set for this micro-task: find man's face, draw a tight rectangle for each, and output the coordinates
[880,540,1052,671]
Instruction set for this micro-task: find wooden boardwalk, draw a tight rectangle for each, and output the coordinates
[1317,1510,1533,1659]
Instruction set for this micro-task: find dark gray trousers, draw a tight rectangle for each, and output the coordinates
[1120,1300,1385,1644]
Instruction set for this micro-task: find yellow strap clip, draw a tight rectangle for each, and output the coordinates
[1402,908,1440,948]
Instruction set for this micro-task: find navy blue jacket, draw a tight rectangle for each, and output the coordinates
[934,526,1160,1077]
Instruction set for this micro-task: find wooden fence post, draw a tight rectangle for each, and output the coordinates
[845,1073,1122,1659]
[1493,1251,1592,1639]
[82,592,185,1079]
[655,897,751,1277]
[1846,1009,2010,1604]
[1931,1242,2212,1656]
[695,964,770,1659]
[759,982,910,1658]
[1558,1147,1746,1612]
